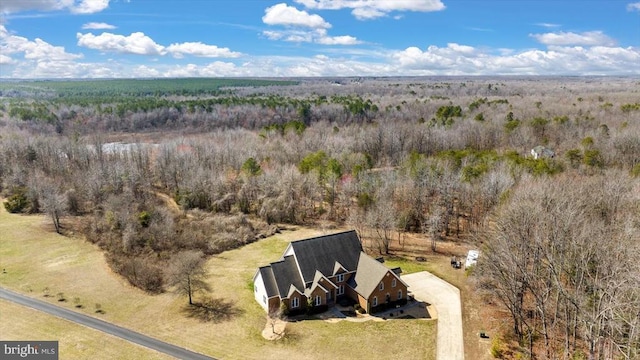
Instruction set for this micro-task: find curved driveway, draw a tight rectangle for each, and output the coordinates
[0,287,214,360]
[402,272,464,360]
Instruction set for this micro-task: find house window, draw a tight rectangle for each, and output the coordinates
[392,278,396,288]
[291,297,299,308]
[262,295,266,304]
[379,282,384,291]
[315,295,321,306]
[372,296,378,307]
[336,273,344,282]
[398,290,403,300]
[254,285,258,292]
[337,284,345,295]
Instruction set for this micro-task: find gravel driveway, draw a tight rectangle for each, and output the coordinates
[402,272,464,360]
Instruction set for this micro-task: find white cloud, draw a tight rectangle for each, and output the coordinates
[530,31,617,46]
[295,0,445,20]
[1,25,83,62]
[627,2,640,11]
[262,28,361,45]
[76,32,244,59]
[2,23,639,78]
[163,61,242,77]
[535,23,561,28]
[71,0,109,14]
[76,32,166,55]
[262,31,285,41]
[1,0,63,13]
[262,4,360,45]
[352,7,386,20]
[166,42,242,58]
[3,44,640,79]
[316,34,360,45]
[0,0,110,14]
[82,22,116,30]
[263,3,331,29]
[392,43,640,76]
[0,54,15,64]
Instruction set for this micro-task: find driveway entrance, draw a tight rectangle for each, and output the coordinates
[402,272,464,360]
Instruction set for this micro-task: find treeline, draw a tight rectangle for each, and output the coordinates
[479,174,639,360]
[0,78,297,99]
[0,135,278,293]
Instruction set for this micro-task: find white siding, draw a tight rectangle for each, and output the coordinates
[282,243,294,257]
[253,271,270,312]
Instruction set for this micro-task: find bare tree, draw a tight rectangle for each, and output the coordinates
[479,173,640,359]
[165,251,210,305]
[426,207,444,252]
[37,180,67,234]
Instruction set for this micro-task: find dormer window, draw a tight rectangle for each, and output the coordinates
[336,273,344,282]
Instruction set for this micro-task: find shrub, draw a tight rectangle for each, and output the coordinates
[306,304,328,315]
[280,302,290,316]
[490,337,505,358]
[565,149,582,169]
[138,211,151,228]
[3,187,28,213]
[504,119,520,132]
[583,149,604,168]
[107,255,164,293]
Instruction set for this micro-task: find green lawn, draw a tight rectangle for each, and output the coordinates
[0,207,436,359]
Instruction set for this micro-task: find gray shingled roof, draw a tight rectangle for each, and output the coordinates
[270,255,305,298]
[290,230,363,284]
[350,252,395,298]
[258,266,278,298]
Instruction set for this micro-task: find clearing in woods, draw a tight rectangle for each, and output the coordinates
[0,205,437,360]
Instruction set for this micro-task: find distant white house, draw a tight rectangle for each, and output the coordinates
[531,146,555,159]
[465,250,480,269]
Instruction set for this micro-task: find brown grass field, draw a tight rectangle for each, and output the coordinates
[0,299,174,359]
[0,206,437,359]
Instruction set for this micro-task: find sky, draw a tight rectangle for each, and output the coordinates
[0,0,639,78]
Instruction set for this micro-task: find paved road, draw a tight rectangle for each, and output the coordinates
[0,287,214,360]
[402,272,464,360]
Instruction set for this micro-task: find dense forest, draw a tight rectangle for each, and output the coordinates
[1,77,639,359]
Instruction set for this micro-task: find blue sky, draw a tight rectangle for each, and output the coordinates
[1,0,639,78]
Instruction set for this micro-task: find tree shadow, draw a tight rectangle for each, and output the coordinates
[181,297,243,323]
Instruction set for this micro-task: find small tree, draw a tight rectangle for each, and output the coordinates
[39,185,67,234]
[241,157,262,177]
[268,303,286,335]
[165,251,210,305]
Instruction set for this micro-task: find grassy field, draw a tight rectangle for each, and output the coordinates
[0,207,436,360]
[0,299,173,360]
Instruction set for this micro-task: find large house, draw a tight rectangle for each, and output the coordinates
[253,230,408,315]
